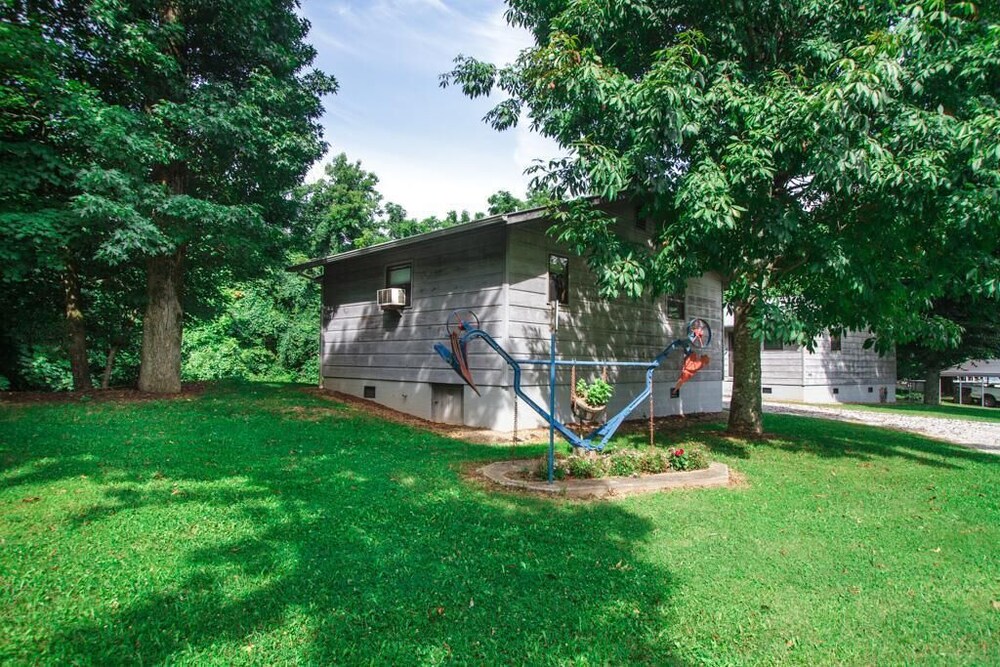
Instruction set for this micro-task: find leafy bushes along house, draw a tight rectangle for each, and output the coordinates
[290,205,723,430]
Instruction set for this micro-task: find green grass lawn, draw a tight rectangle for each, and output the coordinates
[840,400,1000,423]
[2,383,997,665]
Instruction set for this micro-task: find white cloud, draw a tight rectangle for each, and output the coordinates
[467,7,532,66]
[300,0,565,220]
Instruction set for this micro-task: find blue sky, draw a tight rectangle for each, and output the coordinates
[299,0,561,220]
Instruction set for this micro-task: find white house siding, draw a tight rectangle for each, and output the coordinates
[800,331,896,403]
[319,213,724,431]
[320,225,507,423]
[756,332,896,403]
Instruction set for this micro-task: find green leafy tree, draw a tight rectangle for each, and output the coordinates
[0,2,112,390]
[487,190,525,215]
[487,188,551,215]
[64,0,336,393]
[297,153,388,256]
[896,295,1000,404]
[181,257,321,384]
[444,0,1000,435]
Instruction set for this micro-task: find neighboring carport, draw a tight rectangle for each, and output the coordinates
[940,359,1000,407]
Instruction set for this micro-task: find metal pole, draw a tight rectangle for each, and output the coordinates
[548,301,559,483]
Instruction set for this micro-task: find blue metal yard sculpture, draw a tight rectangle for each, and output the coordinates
[434,308,712,481]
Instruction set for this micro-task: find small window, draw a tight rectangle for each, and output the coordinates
[763,338,783,351]
[666,295,685,320]
[363,386,376,399]
[830,333,842,352]
[762,387,773,394]
[386,263,412,307]
[548,254,569,305]
[832,387,840,395]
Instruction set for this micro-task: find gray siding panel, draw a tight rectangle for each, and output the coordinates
[760,332,896,389]
[506,220,723,386]
[317,208,724,425]
[322,226,507,387]
[761,347,804,383]
[802,332,896,383]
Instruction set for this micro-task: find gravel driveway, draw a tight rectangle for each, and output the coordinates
[762,402,1000,455]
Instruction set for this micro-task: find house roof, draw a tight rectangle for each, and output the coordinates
[286,205,551,273]
[940,359,1000,378]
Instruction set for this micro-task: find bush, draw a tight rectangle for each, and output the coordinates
[639,449,669,474]
[670,447,708,472]
[606,451,641,477]
[565,455,604,479]
[540,446,709,480]
[18,347,74,391]
[534,459,567,480]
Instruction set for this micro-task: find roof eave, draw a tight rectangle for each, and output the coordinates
[286,206,552,274]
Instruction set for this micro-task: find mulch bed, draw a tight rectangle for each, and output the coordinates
[0,383,207,404]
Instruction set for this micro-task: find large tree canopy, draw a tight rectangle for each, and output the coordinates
[896,293,1000,403]
[444,0,1000,434]
[2,0,337,393]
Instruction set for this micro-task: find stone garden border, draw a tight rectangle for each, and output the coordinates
[478,460,731,499]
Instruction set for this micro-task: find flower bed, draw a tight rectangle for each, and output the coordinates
[530,446,709,481]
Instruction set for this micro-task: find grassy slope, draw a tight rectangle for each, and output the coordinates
[1,383,997,665]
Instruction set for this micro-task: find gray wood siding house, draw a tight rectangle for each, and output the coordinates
[722,321,896,403]
[294,206,724,430]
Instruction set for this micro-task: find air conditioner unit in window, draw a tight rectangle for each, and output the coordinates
[377,287,407,310]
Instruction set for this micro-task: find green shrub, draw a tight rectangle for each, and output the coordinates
[566,455,604,479]
[535,446,709,480]
[670,447,709,471]
[535,459,567,480]
[18,348,74,391]
[639,449,668,474]
[607,452,641,477]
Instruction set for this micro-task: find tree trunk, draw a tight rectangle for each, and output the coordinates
[62,261,92,391]
[923,366,942,405]
[101,346,118,389]
[138,248,185,393]
[727,301,763,436]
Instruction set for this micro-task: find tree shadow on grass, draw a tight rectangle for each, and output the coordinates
[3,387,687,665]
[54,495,680,664]
[686,415,998,470]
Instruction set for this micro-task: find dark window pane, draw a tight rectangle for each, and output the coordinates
[548,254,569,304]
[386,263,412,306]
[666,295,685,320]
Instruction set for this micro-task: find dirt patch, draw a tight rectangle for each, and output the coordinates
[302,387,726,446]
[278,405,336,421]
[300,387,549,444]
[0,383,207,405]
[727,469,751,489]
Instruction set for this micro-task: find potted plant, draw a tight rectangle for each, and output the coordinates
[573,376,614,421]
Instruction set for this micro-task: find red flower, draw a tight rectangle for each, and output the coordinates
[674,448,685,457]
